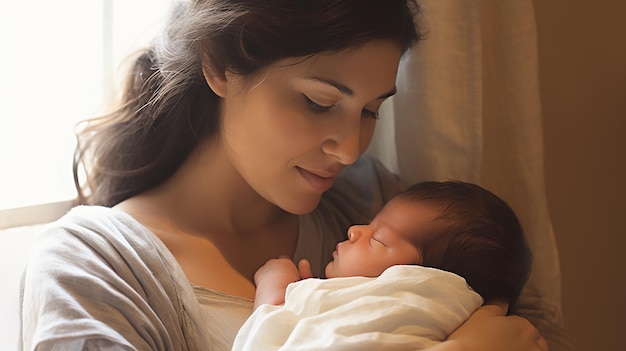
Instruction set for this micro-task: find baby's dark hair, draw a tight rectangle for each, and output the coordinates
[397,181,532,307]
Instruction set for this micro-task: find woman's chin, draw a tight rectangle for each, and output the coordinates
[280,194,322,215]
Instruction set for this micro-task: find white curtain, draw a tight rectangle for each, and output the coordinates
[368,1,574,350]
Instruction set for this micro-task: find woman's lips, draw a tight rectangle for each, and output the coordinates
[297,167,336,192]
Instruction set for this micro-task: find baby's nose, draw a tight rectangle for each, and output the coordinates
[347,227,364,243]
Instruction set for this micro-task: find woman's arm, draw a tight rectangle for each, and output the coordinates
[428,304,549,351]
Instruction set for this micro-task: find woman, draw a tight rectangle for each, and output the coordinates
[20,1,548,350]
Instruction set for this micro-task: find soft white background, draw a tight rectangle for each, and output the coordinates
[0,1,171,348]
[0,0,172,210]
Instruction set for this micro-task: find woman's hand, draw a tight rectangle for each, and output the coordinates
[433,303,549,351]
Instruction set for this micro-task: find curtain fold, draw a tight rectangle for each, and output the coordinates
[367,1,575,350]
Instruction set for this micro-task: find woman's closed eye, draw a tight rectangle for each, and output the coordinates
[362,108,379,120]
[303,94,333,113]
[303,94,379,120]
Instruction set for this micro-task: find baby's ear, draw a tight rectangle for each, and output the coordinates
[202,65,229,98]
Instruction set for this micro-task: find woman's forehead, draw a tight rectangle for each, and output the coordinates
[261,40,401,92]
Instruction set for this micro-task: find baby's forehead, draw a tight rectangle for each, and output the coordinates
[382,195,437,214]
[375,197,441,237]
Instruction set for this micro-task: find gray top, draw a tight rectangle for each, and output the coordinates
[19,157,403,351]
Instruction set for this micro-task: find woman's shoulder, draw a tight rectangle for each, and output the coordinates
[24,204,198,313]
[323,156,407,219]
[44,205,153,240]
[337,156,406,197]
[21,205,208,350]
[28,205,164,273]
[47,204,136,227]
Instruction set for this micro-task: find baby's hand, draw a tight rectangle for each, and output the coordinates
[253,256,301,309]
[254,256,300,289]
[298,259,313,279]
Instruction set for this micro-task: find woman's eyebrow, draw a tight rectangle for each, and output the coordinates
[306,76,396,100]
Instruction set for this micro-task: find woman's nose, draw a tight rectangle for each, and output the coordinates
[321,114,366,166]
[321,134,360,166]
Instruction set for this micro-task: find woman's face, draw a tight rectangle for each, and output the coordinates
[325,197,437,278]
[215,40,403,214]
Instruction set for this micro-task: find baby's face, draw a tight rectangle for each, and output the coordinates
[325,198,438,278]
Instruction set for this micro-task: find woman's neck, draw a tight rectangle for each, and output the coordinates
[147,138,294,239]
[115,139,299,289]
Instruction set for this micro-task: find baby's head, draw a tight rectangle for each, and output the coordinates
[325,181,532,306]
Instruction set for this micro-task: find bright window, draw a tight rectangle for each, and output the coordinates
[0,0,172,211]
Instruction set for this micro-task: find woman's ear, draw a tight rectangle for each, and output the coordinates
[202,66,228,98]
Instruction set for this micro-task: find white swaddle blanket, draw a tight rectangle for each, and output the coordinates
[232,265,483,351]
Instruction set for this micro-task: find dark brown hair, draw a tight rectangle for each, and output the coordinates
[398,181,532,307]
[73,0,424,206]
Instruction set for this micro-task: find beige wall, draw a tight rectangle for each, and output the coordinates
[533,1,626,350]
